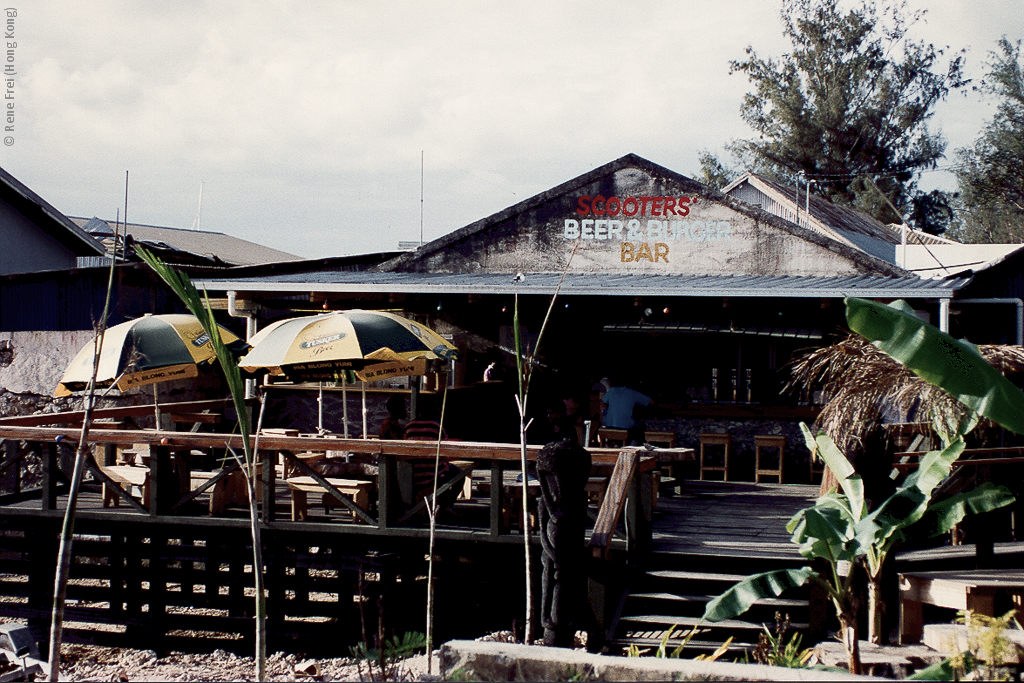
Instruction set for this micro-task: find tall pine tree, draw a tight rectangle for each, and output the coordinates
[714,0,965,233]
[953,38,1024,244]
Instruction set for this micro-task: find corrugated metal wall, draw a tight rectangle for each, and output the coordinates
[2,275,113,331]
[0,268,188,332]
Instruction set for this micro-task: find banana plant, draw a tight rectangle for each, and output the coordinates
[703,296,1022,674]
[704,429,1013,673]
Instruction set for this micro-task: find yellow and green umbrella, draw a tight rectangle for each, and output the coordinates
[239,309,459,436]
[55,313,246,397]
[238,309,459,383]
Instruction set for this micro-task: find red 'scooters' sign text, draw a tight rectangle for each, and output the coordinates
[576,195,691,217]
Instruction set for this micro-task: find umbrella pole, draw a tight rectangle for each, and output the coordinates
[342,379,349,438]
[361,381,367,438]
[153,384,161,430]
[318,382,324,434]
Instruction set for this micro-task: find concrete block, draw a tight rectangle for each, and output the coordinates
[440,639,883,681]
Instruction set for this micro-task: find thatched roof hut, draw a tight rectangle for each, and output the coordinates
[787,334,1024,495]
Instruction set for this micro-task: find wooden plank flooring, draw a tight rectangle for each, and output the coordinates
[651,480,819,562]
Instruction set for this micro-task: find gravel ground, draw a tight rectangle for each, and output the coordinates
[19,632,529,681]
[45,644,442,682]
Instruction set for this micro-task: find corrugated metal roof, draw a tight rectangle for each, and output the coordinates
[69,217,302,267]
[723,173,960,254]
[194,271,971,299]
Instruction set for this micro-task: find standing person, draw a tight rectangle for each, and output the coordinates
[483,348,504,382]
[601,376,652,446]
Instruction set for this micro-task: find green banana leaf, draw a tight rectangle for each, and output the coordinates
[854,440,966,551]
[137,247,252,449]
[912,482,1017,538]
[846,297,1024,436]
[907,652,977,681]
[787,502,857,562]
[800,423,865,516]
[702,568,816,623]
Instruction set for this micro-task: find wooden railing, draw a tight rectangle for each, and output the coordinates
[0,402,672,651]
[0,417,659,554]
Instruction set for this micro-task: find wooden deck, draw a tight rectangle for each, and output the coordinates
[606,479,822,655]
[0,418,664,654]
[651,480,818,562]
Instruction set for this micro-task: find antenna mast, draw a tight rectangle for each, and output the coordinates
[420,151,424,245]
[192,181,204,231]
[123,171,129,262]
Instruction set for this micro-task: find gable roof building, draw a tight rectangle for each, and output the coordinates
[70,217,303,268]
[196,154,986,395]
[0,166,105,276]
[723,172,1024,280]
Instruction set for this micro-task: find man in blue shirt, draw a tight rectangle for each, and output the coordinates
[601,377,652,445]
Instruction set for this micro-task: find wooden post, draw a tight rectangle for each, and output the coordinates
[624,454,653,562]
[377,454,397,530]
[107,532,126,625]
[151,445,173,516]
[147,535,168,644]
[41,442,58,511]
[490,459,504,538]
[2,439,20,495]
[27,521,57,657]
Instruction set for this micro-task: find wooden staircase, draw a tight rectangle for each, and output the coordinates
[606,480,823,657]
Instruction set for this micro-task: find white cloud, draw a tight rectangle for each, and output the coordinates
[1,1,1020,257]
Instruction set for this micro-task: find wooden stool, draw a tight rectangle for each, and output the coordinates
[597,427,628,447]
[754,435,787,483]
[810,455,824,484]
[645,430,677,448]
[699,433,731,481]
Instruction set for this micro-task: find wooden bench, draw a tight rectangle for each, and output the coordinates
[899,569,1024,644]
[100,465,150,507]
[285,476,373,522]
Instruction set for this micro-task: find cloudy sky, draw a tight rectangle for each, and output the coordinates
[1,1,1021,259]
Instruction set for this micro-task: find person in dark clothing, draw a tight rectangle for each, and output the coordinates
[379,394,407,440]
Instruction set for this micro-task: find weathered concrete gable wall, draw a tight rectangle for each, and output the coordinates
[406,167,876,277]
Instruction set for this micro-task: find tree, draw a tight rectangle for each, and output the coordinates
[695,150,735,191]
[721,0,966,233]
[953,38,1024,244]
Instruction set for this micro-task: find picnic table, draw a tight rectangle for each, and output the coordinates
[899,568,1024,644]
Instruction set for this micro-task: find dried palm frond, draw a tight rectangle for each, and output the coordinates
[786,334,1024,456]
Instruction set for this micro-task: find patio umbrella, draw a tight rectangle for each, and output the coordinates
[238,310,459,434]
[55,313,247,422]
[239,309,458,381]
